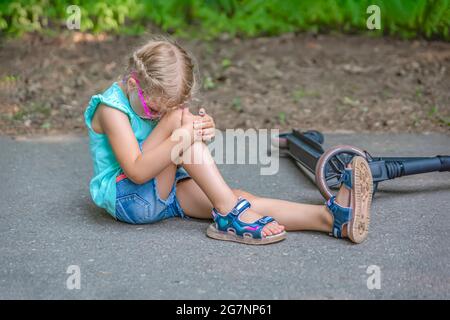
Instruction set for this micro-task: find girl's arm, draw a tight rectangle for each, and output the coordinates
[97,104,196,184]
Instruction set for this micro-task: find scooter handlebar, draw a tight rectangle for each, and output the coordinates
[400,156,450,176]
[437,156,450,172]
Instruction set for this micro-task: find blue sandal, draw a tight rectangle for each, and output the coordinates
[325,156,373,243]
[206,197,287,245]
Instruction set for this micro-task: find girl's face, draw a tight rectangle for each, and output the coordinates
[127,76,162,120]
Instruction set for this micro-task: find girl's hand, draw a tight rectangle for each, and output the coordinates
[195,108,216,142]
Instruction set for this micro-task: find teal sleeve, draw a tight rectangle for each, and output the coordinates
[84,92,131,132]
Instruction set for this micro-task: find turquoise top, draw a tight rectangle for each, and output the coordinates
[84,82,157,217]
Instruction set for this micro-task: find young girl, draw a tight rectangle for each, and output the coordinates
[84,37,374,245]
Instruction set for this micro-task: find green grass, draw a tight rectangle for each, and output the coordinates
[278,111,286,125]
[231,97,242,112]
[221,58,232,69]
[0,0,449,40]
[11,103,51,121]
[428,105,450,126]
[202,76,216,90]
[292,88,320,102]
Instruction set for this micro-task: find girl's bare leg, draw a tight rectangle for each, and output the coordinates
[177,158,352,236]
[235,188,350,235]
[176,141,285,236]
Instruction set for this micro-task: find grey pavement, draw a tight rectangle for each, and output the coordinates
[0,132,449,299]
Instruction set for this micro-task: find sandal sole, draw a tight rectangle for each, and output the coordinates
[348,156,373,244]
[206,224,287,245]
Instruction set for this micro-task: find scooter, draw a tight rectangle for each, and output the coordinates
[269,129,450,200]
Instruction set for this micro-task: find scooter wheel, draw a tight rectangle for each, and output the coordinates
[315,145,366,200]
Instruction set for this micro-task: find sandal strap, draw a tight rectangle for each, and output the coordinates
[230,196,252,216]
[257,216,275,225]
[339,168,353,189]
[211,196,251,220]
[326,196,352,238]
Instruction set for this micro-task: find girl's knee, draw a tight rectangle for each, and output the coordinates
[165,108,183,132]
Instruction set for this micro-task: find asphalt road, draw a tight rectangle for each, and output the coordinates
[0,132,449,299]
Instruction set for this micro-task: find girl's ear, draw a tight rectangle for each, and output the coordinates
[127,77,137,92]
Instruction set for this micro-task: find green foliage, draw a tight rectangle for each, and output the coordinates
[0,0,449,40]
[203,76,216,90]
[428,106,450,126]
[221,58,232,69]
[278,111,286,125]
[1,0,49,35]
[231,97,242,112]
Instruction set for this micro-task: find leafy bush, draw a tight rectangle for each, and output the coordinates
[0,0,449,40]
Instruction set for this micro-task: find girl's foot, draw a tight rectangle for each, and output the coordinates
[326,156,373,243]
[206,197,287,245]
[236,207,285,237]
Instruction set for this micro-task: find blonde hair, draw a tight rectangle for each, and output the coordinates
[126,36,197,111]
